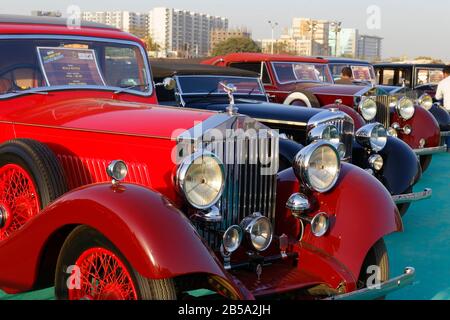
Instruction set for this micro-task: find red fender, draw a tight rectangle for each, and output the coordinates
[392,106,441,149]
[323,103,366,130]
[276,163,402,286]
[0,183,248,298]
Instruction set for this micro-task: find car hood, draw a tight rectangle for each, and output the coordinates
[186,98,323,125]
[282,82,364,96]
[7,98,214,139]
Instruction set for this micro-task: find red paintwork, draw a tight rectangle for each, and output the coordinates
[203,53,328,65]
[0,22,401,299]
[391,106,441,149]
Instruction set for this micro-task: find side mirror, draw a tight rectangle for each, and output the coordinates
[162,77,176,91]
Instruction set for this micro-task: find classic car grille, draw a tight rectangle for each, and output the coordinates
[322,118,353,161]
[373,95,391,128]
[194,133,279,250]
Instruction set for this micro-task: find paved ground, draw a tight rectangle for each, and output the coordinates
[1,153,449,300]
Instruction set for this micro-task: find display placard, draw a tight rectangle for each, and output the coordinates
[351,66,373,81]
[37,47,106,87]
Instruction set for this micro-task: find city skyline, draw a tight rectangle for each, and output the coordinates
[1,0,448,61]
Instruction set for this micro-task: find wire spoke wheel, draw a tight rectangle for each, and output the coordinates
[68,247,138,300]
[0,164,40,241]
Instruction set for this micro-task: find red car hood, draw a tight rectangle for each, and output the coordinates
[7,98,214,139]
[289,82,364,96]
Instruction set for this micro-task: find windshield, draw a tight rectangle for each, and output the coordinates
[176,76,265,95]
[0,37,151,97]
[272,62,332,84]
[416,68,443,85]
[330,64,376,83]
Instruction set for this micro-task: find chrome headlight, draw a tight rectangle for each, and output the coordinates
[294,141,341,193]
[241,213,273,252]
[177,151,225,210]
[396,97,415,120]
[223,225,243,254]
[418,94,433,110]
[358,97,377,121]
[388,96,398,108]
[107,160,128,183]
[308,124,340,145]
[356,123,388,152]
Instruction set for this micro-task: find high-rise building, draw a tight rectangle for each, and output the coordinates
[148,7,228,57]
[210,28,251,54]
[291,18,331,56]
[357,35,383,61]
[81,11,148,38]
[337,28,359,57]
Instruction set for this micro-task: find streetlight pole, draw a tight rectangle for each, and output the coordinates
[268,20,278,54]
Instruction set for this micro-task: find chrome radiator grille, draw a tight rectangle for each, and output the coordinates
[194,133,279,250]
[373,95,391,128]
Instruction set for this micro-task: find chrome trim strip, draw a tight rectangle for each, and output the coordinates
[255,118,307,127]
[0,34,153,99]
[413,145,447,156]
[392,188,432,205]
[326,267,415,300]
[441,131,450,137]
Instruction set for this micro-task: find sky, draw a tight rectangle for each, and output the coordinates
[1,0,449,61]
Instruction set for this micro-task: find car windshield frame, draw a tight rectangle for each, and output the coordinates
[175,75,266,96]
[0,34,153,99]
[330,63,376,83]
[271,61,333,85]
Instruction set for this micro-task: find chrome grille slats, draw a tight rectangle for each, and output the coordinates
[373,95,390,128]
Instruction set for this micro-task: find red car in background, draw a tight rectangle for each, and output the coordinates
[203,53,446,171]
[0,15,415,300]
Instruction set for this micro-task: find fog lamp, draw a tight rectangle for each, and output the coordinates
[223,225,243,254]
[403,125,412,135]
[107,160,128,183]
[369,154,384,171]
[241,213,274,252]
[388,127,398,138]
[310,212,330,237]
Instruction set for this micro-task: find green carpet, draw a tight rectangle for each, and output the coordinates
[1,153,449,300]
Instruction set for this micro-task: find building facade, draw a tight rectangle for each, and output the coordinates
[357,34,383,61]
[337,28,359,57]
[148,7,228,57]
[81,11,148,38]
[31,11,62,17]
[210,28,251,54]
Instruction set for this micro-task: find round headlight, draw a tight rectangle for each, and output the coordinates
[308,124,340,145]
[396,97,415,120]
[294,141,341,193]
[107,160,128,182]
[368,154,384,171]
[223,225,243,253]
[310,212,330,237]
[418,94,433,110]
[177,151,225,210]
[356,123,388,152]
[241,213,273,252]
[358,97,377,121]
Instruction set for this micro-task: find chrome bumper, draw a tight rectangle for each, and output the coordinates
[392,188,432,205]
[326,267,415,300]
[414,145,447,156]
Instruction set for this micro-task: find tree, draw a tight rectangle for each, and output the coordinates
[143,36,161,52]
[271,42,296,55]
[212,37,261,56]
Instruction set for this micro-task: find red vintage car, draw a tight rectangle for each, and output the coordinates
[0,15,414,300]
[203,53,446,171]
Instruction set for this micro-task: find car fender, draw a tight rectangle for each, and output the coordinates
[352,137,421,195]
[429,104,450,132]
[279,139,304,171]
[0,183,246,298]
[392,106,441,149]
[276,163,402,280]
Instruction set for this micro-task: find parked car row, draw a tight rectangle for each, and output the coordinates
[0,15,421,300]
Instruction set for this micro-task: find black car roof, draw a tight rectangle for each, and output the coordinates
[151,61,260,79]
[374,63,446,68]
[0,14,118,30]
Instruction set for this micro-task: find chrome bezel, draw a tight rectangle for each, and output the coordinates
[240,213,274,252]
[307,124,340,145]
[418,94,433,111]
[176,151,225,210]
[293,141,341,193]
[222,225,243,254]
[310,212,330,237]
[358,97,377,121]
[396,97,415,120]
[356,123,388,152]
[106,160,128,182]
[368,154,384,171]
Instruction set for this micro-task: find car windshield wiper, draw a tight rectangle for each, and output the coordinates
[114,84,149,94]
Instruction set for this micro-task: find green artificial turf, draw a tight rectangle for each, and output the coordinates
[1,153,449,300]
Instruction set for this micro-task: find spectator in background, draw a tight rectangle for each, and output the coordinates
[435,65,450,111]
[335,67,353,85]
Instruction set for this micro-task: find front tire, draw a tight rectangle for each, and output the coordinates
[55,226,177,300]
[357,239,389,299]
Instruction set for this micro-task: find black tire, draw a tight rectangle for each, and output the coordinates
[420,155,432,173]
[397,187,412,217]
[286,90,321,108]
[0,138,67,208]
[357,239,389,299]
[55,226,177,300]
